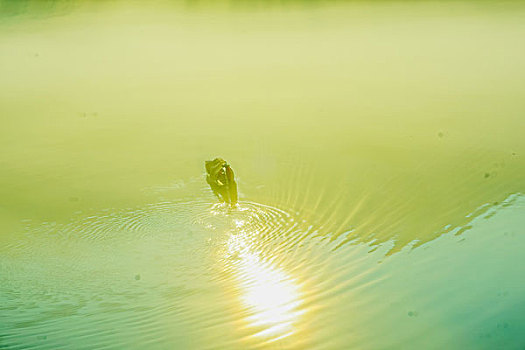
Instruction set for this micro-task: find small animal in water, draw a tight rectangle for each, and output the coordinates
[205,158,238,206]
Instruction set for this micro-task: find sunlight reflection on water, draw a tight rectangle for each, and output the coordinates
[226,217,304,343]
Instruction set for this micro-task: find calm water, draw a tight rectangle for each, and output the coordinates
[1,1,525,349]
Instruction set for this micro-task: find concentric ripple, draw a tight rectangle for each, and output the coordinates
[1,194,524,349]
[0,197,326,349]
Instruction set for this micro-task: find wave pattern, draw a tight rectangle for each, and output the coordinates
[0,195,335,349]
[1,193,523,349]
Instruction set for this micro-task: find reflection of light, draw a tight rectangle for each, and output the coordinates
[227,230,303,342]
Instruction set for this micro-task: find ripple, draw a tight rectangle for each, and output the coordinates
[3,194,522,349]
[0,198,326,349]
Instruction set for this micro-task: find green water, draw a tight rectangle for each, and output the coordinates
[1,1,524,349]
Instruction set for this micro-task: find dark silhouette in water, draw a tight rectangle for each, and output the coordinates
[205,158,238,206]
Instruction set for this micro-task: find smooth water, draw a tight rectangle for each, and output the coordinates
[1,1,525,349]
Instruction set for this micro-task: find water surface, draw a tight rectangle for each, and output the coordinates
[1,1,524,349]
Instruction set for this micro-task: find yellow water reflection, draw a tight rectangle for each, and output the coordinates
[226,219,304,343]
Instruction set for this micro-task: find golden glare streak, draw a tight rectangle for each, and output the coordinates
[331,192,369,238]
[297,164,317,216]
